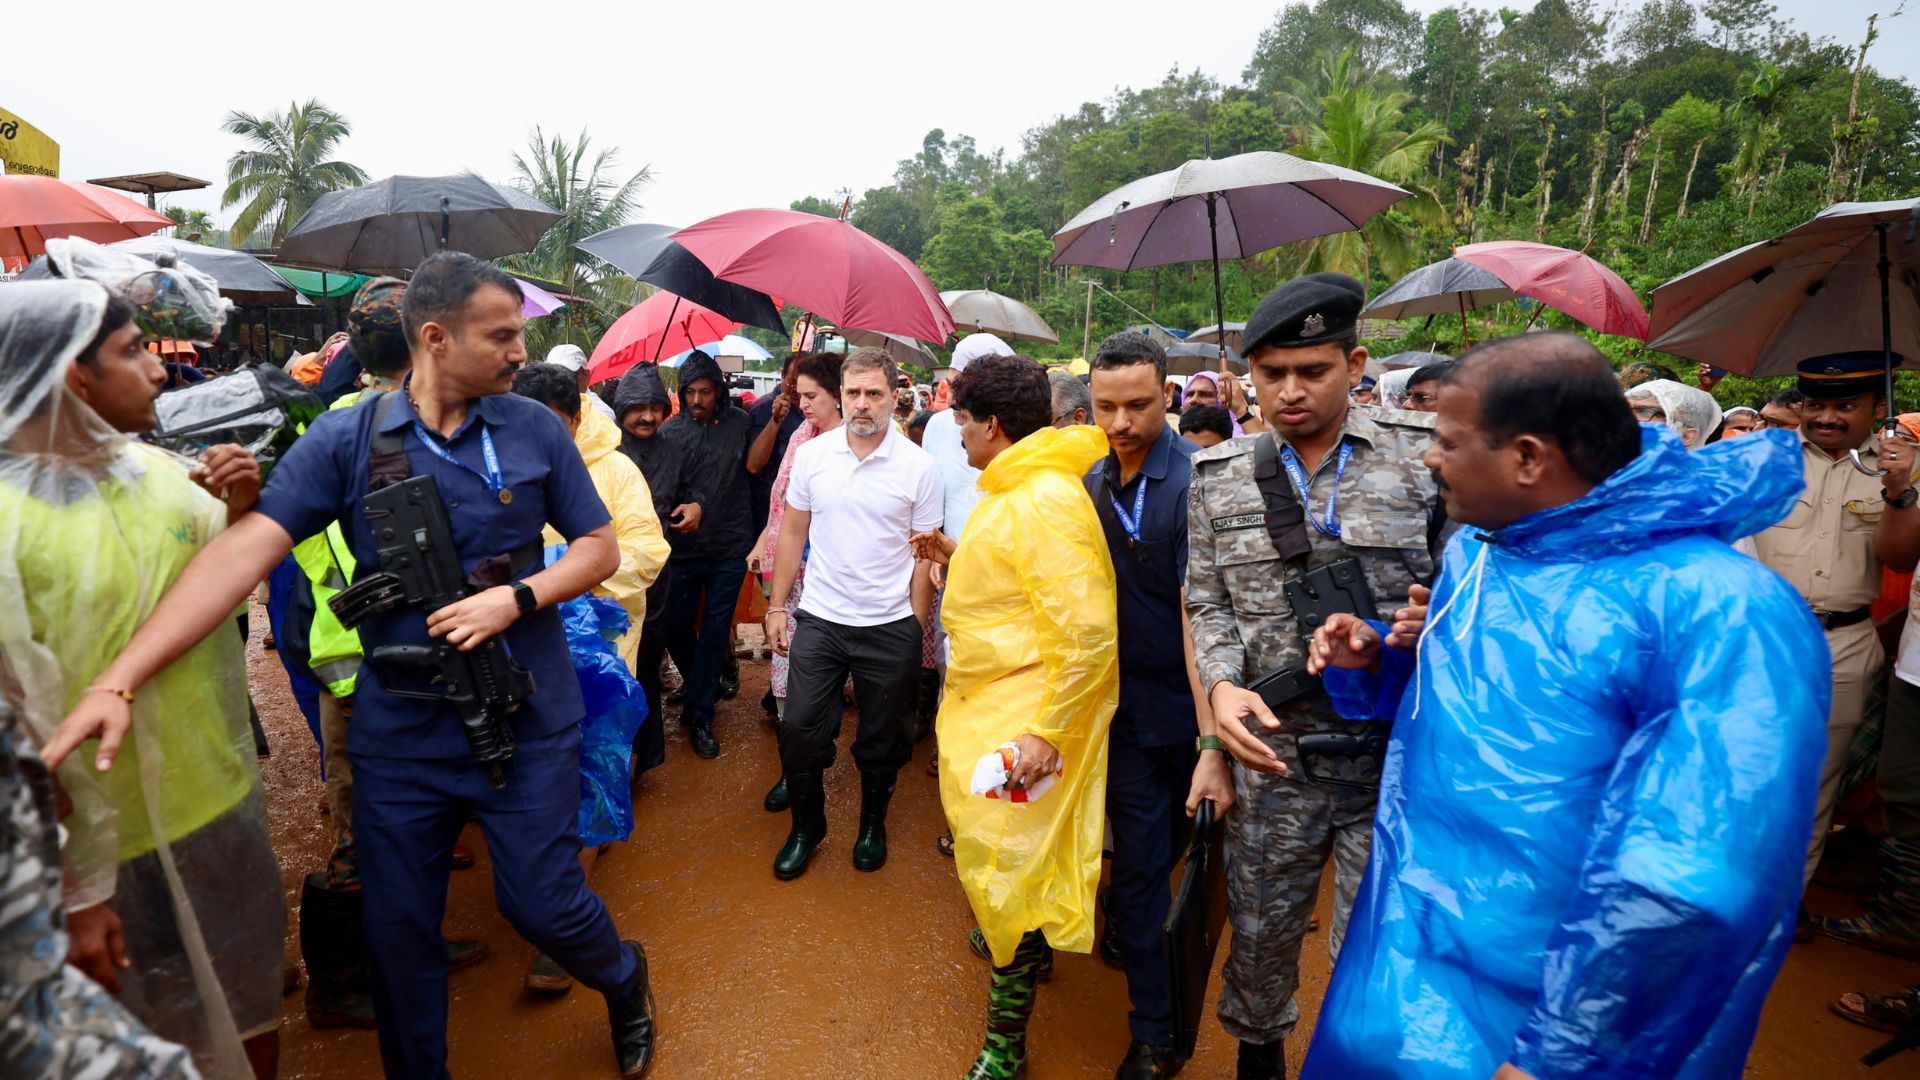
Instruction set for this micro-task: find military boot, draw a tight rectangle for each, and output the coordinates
[773,771,827,880]
[1235,1041,1284,1080]
[764,720,790,812]
[964,930,1048,1079]
[299,872,375,1029]
[852,769,898,872]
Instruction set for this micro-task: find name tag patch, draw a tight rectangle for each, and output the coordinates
[1212,513,1265,532]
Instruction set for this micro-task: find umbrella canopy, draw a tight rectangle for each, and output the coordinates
[1187,321,1246,348]
[277,174,561,272]
[671,334,771,363]
[588,291,737,383]
[939,289,1058,343]
[272,267,371,298]
[1453,241,1649,340]
[672,209,954,343]
[513,277,566,319]
[1648,198,1920,377]
[1360,259,1515,320]
[112,237,311,306]
[0,176,173,261]
[834,328,937,368]
[1165,343,1247,377]
[578,222,786,334]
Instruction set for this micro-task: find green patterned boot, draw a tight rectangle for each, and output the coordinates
[964,930,1048,1079]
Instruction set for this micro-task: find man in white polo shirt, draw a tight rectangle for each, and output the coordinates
[765,347,943,881]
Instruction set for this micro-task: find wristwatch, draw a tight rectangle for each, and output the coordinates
[1237,411,1256,425]
[1196,735,1227,754]
[512,581,538,615]
[1890,487,1919,510]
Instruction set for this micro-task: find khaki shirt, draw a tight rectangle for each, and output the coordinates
[1751,438,1884,613]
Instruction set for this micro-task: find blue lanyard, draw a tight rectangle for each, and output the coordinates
[412,420,510,503]
[1279,440,1354,538]
[1110,477,1148,545]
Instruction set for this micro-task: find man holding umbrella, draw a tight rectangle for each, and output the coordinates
[1186,274,1443,1079]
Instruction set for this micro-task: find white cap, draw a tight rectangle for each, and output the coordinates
[949,333,1011,374]
[547,344,588,372]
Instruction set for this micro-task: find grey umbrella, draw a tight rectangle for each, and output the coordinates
[277,174,560,272]
[832,328,937,368]
[1360,257,1514,345]
[939,289,1059,343]
[576,222,785,335]
[1165,343,1247,377]
[1053,151,1409,341]
[110,236,311,306]
[1187,321,1245,349]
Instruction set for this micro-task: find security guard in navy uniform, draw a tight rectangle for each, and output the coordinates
[1186,274,1443,1079]
[47,253,658,1080]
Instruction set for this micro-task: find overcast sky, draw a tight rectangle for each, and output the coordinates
[7,0,1909,235]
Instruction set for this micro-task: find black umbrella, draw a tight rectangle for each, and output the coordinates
[277,174,560,272]
[576,222,785,335]
[1360,257,1513,346]
[1165,342,1247,377]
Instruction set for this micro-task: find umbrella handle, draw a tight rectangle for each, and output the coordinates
[1851,448,1889,478]
[439,196,452,247]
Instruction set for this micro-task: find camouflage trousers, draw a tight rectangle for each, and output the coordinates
[1216,760,1376,1045]
[318,692,356,888]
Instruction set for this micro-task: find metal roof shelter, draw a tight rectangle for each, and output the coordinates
[86,171,210,209]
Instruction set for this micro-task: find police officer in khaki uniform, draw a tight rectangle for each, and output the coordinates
[1186,275,1443,1080]
[1752,353,1920,904]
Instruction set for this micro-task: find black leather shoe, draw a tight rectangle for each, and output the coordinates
[446,937,489,974]
[851,769,897,872]
[1116,1040,1185,1079]
[1236,1040,1283,1080]
[1099,917,1125,970]
[774,772,826,880]
[719,659,740,700]
[606,941,655,1078]
[763,774,789,813]
[688,723,719,759]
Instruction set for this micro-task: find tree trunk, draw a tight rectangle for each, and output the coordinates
[1534,127,1556,240]
[1638,136,1663,244]
[1578,133,1610,240]
[1677,139,1705,219]
[1604,128,1652,217]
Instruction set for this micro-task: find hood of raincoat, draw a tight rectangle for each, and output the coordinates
[977,423,1110,495]
[1301,424,1829,1080]
[573,403,624,467]
[1627,378,1723,447]
[677,349,725,406]
[1487,424,1801,561]
[613,362,671,415]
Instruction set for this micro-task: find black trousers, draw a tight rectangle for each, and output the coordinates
[1107,735,1197,1046]
[778,611,921,775]
[632,567,673,775]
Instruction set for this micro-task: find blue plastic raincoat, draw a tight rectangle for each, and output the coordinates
[1300,426,1830,1080]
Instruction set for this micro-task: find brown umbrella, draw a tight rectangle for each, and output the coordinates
[939,289,1059,344]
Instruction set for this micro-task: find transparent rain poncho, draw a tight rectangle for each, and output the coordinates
[1627,378,1723,448]
[936,425,1119,965]
[0,280,273,1078]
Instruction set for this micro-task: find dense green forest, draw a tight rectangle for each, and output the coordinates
[780,0,1916,386]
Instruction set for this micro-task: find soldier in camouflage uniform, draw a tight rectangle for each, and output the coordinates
[1186,275,1443,1080]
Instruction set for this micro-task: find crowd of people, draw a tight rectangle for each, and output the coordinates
[2,236,1915,1080]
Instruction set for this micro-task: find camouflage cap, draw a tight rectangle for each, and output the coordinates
[349,276,407,337]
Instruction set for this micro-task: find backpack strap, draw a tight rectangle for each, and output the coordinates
[1251,432,1312,567]
[366,391,411,491]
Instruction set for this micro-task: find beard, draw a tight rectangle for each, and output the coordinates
[847,415,883,437]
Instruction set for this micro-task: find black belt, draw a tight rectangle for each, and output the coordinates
[1813,605,1872,631]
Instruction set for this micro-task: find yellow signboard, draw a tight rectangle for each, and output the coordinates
[0,108,60,177]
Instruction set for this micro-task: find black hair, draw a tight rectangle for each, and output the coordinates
[1092,331,1168,379]
[949,353,1051,444]
[511,362,580,418]
[908,409,933,434]
[1448,333,1640,487]
[1405,359,1457,389]
[351,322,411,378]
[1769,388,1806,408]
[793,350,843,399]
[403,252,522,345]
[76,295,137,367]
[1179,404,1235,441]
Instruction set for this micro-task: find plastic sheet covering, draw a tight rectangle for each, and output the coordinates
[936,425,1118,966]
[0,281,269,1078]
[147,365,322,475]
[1301,427,1831,1080]
[540,549,648,847]
[38,236,232,345]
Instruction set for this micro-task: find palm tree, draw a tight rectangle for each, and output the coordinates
[220,99,368,247]
[1285,74,1449,284]
[164,207,217,242]
[506,127,652,356]
[1727,62,1817,213]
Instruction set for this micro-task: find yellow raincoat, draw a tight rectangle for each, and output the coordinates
[544,405,669,668]
[937,425,1119,965]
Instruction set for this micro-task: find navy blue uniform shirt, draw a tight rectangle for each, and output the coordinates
[1085,422,1199,748]
[257,386,612,758]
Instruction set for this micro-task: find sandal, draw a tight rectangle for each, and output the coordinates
[937,833,955,858]
[1829,985,1920,1034]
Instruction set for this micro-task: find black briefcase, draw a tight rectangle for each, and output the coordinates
[1164,798,1230,1060]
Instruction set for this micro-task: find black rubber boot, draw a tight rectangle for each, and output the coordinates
[606,940,656,1078]
[299,872,376,1030]
[1116,1040,1186,1079]
[773,771,826,880]
[688,721,719,759]
[719,657,740,700]
[851,769,897,872]
[1235,1040,1283,1080]
[764,720,790,812]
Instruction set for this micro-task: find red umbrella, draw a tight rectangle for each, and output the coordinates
[1453,241,1649,340]
[588,290,738,383]
[671,209,954,344]
[0,176,175,262]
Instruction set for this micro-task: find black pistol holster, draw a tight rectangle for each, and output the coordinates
[327,393,538,789]
[1246,432,1387,791]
